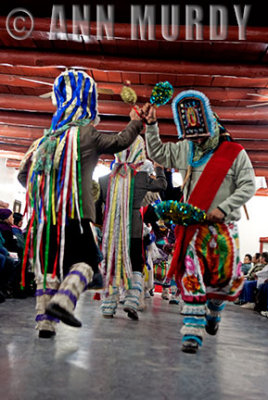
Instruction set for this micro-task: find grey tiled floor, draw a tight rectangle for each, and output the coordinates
[0,292,268,400]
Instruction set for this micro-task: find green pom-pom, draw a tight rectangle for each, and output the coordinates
[150,81,174,106]
[153,200,206,226]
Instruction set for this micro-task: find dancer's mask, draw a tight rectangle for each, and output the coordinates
[172,90,217,139]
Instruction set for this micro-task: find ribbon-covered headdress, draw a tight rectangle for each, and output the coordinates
[20,70,99,288]
[172,90,217,139]
[51,69,99,129]
[101,135,146,293]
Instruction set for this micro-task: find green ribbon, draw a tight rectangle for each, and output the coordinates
[43,171,54,289]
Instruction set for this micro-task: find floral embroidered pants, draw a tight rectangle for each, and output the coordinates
[179,222,244,344]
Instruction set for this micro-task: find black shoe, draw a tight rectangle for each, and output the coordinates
[39,330,56,338]
[102,313,114,319]
[205,319,219,335]
[46,303,82,328]
[123,306,139,320]
[169,299,179,305]
[181,339,199,354]
[87,272,103,290]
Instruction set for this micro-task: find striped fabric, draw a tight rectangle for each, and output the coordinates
[206,299,226,323]
[180,302,206,341]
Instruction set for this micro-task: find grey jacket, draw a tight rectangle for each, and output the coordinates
[97,166,167,238]
[18,120,144,222]
[145,123,256,222]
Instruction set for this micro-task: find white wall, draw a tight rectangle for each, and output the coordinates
[238,195,268,259]
[0,158,25,212]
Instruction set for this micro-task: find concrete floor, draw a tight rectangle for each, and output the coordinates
[0,292,268,400]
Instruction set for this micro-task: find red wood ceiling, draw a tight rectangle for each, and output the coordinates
[0,17,268,179]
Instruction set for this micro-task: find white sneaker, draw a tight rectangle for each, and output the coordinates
[161,288,169,300]
[240,303,255,309]
[260,311,268,318]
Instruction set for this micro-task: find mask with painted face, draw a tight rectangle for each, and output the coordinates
[172,90,217,140]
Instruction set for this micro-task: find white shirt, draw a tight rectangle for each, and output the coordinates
[256,264,268,288]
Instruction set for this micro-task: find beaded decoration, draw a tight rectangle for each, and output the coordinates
[153,200,207,227]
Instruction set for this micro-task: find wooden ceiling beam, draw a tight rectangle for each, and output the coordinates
[0,50,268,78]
[0,147,26,158]
[1,18,268,43]
[6,159,21,168]
[247,152,268,163]
[2,125,268,158]
[2,74,268,101]
[0,111,51,127]
[253,168,268,178]
[2,114,268,142]
[0,68,267,90]
[0,30,266,65]
[1,109,268,133]
[1,94,268,123]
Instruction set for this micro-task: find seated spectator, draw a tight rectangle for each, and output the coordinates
[255,282,268,316]
[246,252,263,280]
[255,255,268,287]
[241,254,252,275]
[12,212,25,260]
[0,232,8,303]
[0,209,28,298]
[0,231,21,300]
[239,252,268,309]
[12,212,23,233]
[0,209,18,254]
[254,259,268,314]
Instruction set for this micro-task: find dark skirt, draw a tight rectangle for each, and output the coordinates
[130,238,144,273]
[43,218,100,278]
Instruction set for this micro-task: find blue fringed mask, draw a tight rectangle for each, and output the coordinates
[172,90,217,139]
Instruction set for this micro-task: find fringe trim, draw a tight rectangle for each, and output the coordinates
[183,316,207,327]
[181,303,206,316]
[182,335,203,346]
[181,325,205,339]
